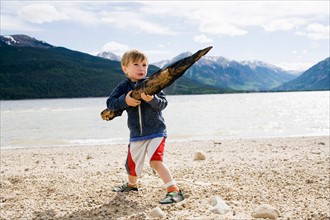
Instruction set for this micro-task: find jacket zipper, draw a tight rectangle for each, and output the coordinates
[138,105,143,136]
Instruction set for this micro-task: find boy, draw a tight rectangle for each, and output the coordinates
[106,49,185,204]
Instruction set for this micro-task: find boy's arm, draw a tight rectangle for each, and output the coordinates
[106,84,129,111]
[146,90,168,111]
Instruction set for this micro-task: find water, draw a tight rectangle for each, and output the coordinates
[1,91,329,149]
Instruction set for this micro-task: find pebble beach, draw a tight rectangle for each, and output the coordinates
[1,136,329,219]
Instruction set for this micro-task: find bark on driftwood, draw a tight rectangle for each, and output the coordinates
[101,46,212,121]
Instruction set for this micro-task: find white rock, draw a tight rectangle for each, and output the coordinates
[252,204,279,219]
[194,151,206,160]
[210,196,230,214]
[311,148,321,154]
[150,207,166,218]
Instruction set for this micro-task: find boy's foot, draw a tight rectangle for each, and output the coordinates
[112,183,138,192]
[159,191,185,204]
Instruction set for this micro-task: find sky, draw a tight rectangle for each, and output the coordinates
[1,1,329,71]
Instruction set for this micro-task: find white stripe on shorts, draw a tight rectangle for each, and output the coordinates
[129,137,164,177]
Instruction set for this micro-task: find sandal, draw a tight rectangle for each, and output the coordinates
[112,183,138,192]
[159,190,185,204]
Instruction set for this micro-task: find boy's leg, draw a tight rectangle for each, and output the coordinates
[148,138,185,204]
[112,177,138,192]
[152,161,184,204]
[148,138,178,190]
[128,175,138,188]
[113,142,145,192]
[150,160,178,191]
[125,141,148,180]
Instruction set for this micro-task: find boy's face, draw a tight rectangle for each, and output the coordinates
[122,59,148,82]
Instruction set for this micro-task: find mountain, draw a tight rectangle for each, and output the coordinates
[0,35,54,48]
[152,52,296,91]
[273,57,330,91]
[0,35,224,100]
[153,52,193,69]
[1,34,327,100]
[0,35,126,99]
[97,51,121,62]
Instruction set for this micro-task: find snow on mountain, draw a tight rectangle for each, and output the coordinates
[152,60,169,69]
[96,48,291,78]
[152,51,192,68]
[150,50,296,91]
[3,36,18,45]
[168,51,192,65]
[198,56,232,67]
[152,51,285,73]
[0,35,53,48]
[97,51,121,61]
[240,60,287,73]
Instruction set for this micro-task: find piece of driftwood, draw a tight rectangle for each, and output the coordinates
[101,46,213,121]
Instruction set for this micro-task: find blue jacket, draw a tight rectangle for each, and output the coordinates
[106,78,167,142]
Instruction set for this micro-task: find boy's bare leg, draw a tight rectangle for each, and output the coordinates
[128,175,138,187]
[150,160,177,190]
[112,175,138,192]
[150,160,185,204]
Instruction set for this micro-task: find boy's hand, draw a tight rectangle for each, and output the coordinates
[141,93,154,102]
[125,91,141,107]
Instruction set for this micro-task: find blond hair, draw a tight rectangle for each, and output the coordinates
[121,49,148,67]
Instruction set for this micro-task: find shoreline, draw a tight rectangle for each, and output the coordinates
[1,136,329,219]
[2,134,328,151]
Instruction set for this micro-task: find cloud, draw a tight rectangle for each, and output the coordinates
[137,2,249,36]
[137,20,175,35]
[144,49,176,63]
[100,10,176,35]
[18,4,68,24]
[277,49,317,71]
[139,1,329,38]
[305,23,329,40]
[101,42,174,62]
[295,23,330,40]
[102,41,129,53]
[199,21,247,36]
[6,1,328,39]
[262,18,305,32]
[0,14,41,31]
[276,62,313,71]
[1,1,327,71]
[61,7,100,27]
[194,34,213,43]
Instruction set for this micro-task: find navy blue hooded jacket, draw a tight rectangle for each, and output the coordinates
[106,78,167,142]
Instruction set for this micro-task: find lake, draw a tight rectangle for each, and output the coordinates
[1,91,329,149]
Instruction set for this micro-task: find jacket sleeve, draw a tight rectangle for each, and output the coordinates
[106,83,129,111]
[147,90,168,111]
